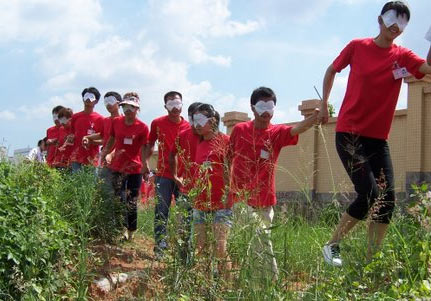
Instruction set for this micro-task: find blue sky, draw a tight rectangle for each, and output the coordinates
[0,0,430,154]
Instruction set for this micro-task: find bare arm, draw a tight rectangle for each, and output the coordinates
[168,151,183,186]
[82,133,103,147]
[318,64,337,124]
[290,109,319,136]
[168,151,177,178]
[100,136,115,161]
[427,45,431,66]
[419,61,431,75]
[141,143,155,176]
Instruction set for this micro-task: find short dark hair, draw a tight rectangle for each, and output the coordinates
[52,105,65,114]
[104,91,122,103]
[81,87,101,101]
[188,102,203,116]
[196,103,220,128]
[163,91,182,104]
[250,87,277,106]
[381,1,410,21]
[37,139,44,147]
[58,107,73,119]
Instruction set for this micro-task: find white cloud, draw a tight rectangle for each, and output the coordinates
[0,110,16,121]
[156,0,262,38]
[148,0,261,66]
[0,0,103,44]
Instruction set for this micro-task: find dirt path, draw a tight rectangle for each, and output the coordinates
[88,235,166,300]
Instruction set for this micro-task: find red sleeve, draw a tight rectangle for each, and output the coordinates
[148,119,158,145]
[401,47,426,79]
[332,40,355,73]
[277,125,299,148]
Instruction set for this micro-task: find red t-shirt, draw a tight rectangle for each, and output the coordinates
[172,128,200,194]
[109,116,149,174]
[46,125,60,166]
[102,117,114,148]
[148,115,190,179]
[229,121,298,208]
[53,126,74,167]
[194,134,231,211]
[70,111,104,165]
[333,38,425,140]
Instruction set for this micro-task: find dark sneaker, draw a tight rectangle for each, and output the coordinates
[154,240,168,260]
[322,243,342,267]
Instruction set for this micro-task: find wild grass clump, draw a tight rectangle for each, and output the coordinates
[0,161,125,300]
[133,189,431,300]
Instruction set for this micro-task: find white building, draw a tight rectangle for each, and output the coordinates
[13,147,32,162]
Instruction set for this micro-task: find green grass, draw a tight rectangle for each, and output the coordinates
[132,200,431,300]
[1,160,431,300]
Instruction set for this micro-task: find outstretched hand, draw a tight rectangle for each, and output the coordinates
[318,102,329,124]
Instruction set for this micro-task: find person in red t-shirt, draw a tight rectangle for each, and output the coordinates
[70,87,104,173]
[101,92,149,241]
[45,105,64,167]
[53,108,74,169]
[228,87,318,283]
[319,2,431,267]
[82,91,121,151]
[82,91,122,199]
[168,101,202,263]
[143,91,190,258]
[192,104,232,279]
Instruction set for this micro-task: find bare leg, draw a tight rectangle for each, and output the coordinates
[328,212,360,244]
[195,224,207,256]
[367,222,389,260]
[213,223,232,281]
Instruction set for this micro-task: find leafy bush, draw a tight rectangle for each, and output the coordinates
[0,161,74,300]
[0,161,126,300]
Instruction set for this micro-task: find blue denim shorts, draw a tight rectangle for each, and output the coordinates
[193,208,233,227]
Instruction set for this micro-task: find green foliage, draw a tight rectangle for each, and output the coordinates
[328,103,336,117]
[0,161,126,300]
[0,161,74,300]
[2,158,431,300]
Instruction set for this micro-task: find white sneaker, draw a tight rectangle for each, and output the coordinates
[322,243,342,267]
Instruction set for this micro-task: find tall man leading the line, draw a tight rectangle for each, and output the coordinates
[143,91,190,258]
[319,1,431,267]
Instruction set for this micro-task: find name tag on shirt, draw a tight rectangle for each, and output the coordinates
[260,149,269,159]
[123,138,133,145]
[392,67,409,80]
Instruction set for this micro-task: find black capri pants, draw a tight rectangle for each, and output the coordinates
[336,132,395,224]
[112,172,143,231]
